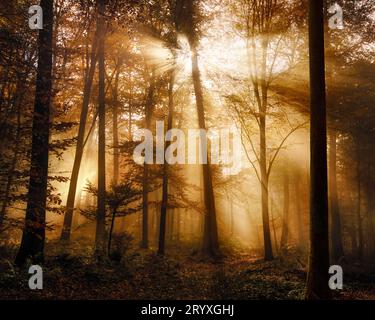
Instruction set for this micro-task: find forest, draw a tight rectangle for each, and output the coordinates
[0,0,374,300]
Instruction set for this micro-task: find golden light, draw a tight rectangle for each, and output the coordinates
[140,33,192,80]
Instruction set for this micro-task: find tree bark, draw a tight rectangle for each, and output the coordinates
[294,170,306,253]
[141,73,156,249]
[15,0,53,267]
[230,201,234,237]
[108,208,117,256]
[306,0,330,300]
[366,153,375,259]
[95,0,107,255]
[190,47,220,257]
[280,170,289,253]
[158,73,174,255]
[328,130,344,261]
[0,91,22,228]
[356,145,363,261]
[260,38,273,261]
[60,31,98,241]
[112,65,121,185]
[270,198,278,254]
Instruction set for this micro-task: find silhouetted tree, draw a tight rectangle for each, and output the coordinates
[95,0,107,255]
[176,0,220,257]
[328,129,344,262]
[15,0,54,266]
[306,0,330,300]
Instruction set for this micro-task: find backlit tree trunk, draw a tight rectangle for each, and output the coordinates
[259,38,273,261]
[15,0,53,266]
[191,47,220,257]
[328,130,344,261]
[158,72,175,255]
[280,170,289,253]
[294,170,306,253]
[356,144,363,261]
[60,30,98,241]
[112,66,121,186]
[306,0,330,300]
[95,0,107,255]
[175,0,220,258]
[141,73,156,249]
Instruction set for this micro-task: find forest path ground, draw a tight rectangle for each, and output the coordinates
[1,241,374,299]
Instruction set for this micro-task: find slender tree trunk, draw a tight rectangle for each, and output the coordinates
[270,197,278,254]
[141,73,156,249]
[108,208,117,256]
[280,170,289,253]
[199,171,204,239]
[356,146,363,261]
[306,0,330,300]
[0,99,22,229]
[295,170,306,253]
[260,38,273,261]
[158,73,174,255]
[60,32,98,241]
[230,201,234,237]
[190,47,220,257]
[364,143,371,259]
[112,66,121,185]
[177,0,219,257]
[95,0,107,255]
[328,130,344,261]
[176,208,181,242]
[367,154,375,259]
[128,74,133,141]
[168,209,174,242]
[15,0,53,267]
[349,223,357,255]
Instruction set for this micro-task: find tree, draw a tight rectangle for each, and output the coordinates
[141,72,156,249]
[112,60,123,186]
[176,0,220,257]
[280,169,289,253]
[95,0,107,255]
[355,138,364,261]
[294,169,306,253]
[15,0,54,266]
[60,27,98,241]
[158,72,175,255]
[306,0,330,300]
[229,0,304,261]
[328,129,344,262]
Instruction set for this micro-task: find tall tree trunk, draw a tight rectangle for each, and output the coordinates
[177,0,219,257]
[60,32,98,241]
[328,130,344,261]
[141,73,156,249]
[270,198,278,254]
[190,47,220,257]
[0,97,22,229]
[230,201,234,237]
[95,0,107,255]
[158,73,174,255]
[356,145,363,261]
[15,0,53,267]
[294,170,306,253]
[112,65,121,185]
[260,39,273,261]
[366,152,375,259]
[168,209,174,242]
[306,0,330,300]
[280,170,289,253]
[176,208,181,242]
[107,207,117,256]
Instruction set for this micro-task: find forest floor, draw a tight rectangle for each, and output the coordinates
[1,239,375,300]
